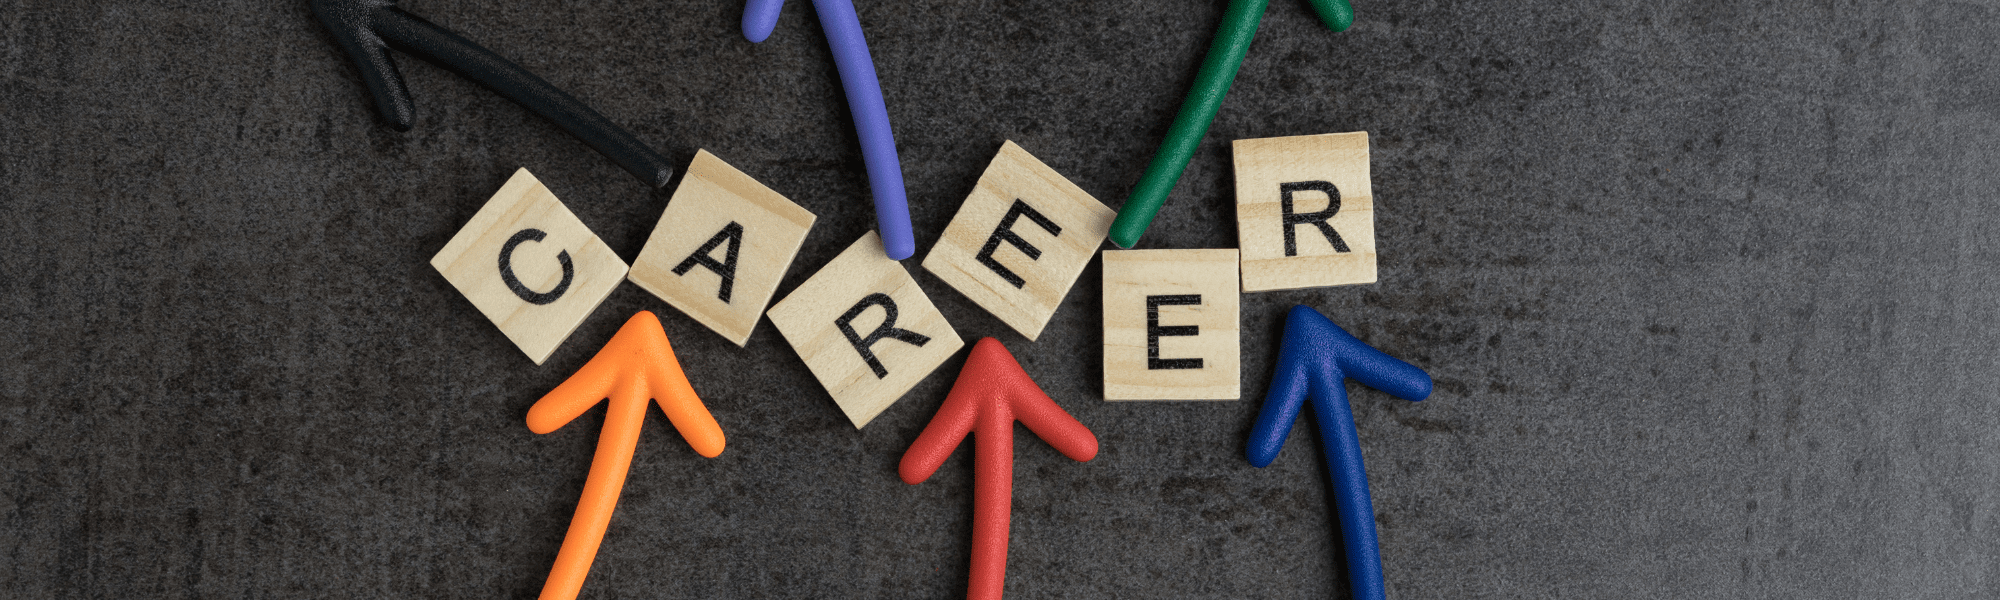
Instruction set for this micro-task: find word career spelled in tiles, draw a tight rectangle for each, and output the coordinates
[923,141,1113,341]
[629,150,816,346]
[769,231,965,428]
[1101,249,1241,401]
[433,168,628,364]
[1234,131,1376,292]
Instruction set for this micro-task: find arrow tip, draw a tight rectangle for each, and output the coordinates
[962,336,1014,371]
[1285,303,1320,323]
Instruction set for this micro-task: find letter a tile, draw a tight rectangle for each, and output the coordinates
[431,168,628,365]
[922,141,1113,340]
[629,150,816,346]
[1233,132,1376,292]
[769,231,965,428]
[1102,249,1240,400]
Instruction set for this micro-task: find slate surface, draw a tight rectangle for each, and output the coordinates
[5,1,1999,598]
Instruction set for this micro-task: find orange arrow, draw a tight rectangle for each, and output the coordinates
[526,311,725,600]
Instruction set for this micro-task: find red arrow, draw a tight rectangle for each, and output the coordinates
[526,311,725,600]
[900,338,1098,600]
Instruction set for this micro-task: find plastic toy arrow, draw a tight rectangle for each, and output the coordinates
[526,311,726,600]
[900,338,1098,600]
[1108,0,1355,248]
[741,0,916,260]
[1248,305,1429,600]
[310,0,677,188]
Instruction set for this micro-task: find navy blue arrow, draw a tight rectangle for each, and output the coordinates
[1248,305,1433,600]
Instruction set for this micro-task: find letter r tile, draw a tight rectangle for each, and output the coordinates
[1102,249,1240,401]
[1233,132,1377,292]
[629,150,816,347]
[922,141,1113,340]
[431,168,628,365]
[768,231,965,428]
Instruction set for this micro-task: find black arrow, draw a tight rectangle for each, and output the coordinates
[310,0,675,188]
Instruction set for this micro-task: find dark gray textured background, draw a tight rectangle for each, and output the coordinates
[4,1,1998,598]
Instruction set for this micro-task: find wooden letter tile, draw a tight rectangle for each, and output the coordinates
[768,231,966,428]
[1233,131,1376,292]
[431,168,628,365]
[921,141,1114,340]
[1102,249,1240,400]
[629,150,817,346]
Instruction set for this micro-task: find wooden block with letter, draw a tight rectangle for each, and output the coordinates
[629,150,817,346]
[431,168,629,365]
[768,231,966,428]
[1101,249,1240,400]
[1233,131,1376,292]
[923,140,1114,340]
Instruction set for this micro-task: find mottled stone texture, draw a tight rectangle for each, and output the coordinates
[4,1,1999,598]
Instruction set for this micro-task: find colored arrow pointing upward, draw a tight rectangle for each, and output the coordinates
[310,0,677,188]
[901,338,1098,600]
[740,0,916,260]
[1108,0,1355,248]
[526,311,725,600]
[1248,305,1429,600]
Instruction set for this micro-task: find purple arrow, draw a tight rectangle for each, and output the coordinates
[741,0,915,260]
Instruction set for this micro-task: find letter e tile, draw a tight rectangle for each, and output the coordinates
[921,141,1113,340]
[1102,249,1240,400]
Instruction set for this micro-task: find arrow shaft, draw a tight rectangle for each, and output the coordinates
[1107,0,1266,248]
[968,405,1014,600]
[810,0,914,260]
[539,393,648,600]
[372,7,676,188]
[1312,387,1385,600]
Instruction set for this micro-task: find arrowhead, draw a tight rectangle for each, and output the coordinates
[1248,306,1429,467]
[527,311,726,458]
[971,339,1099,463]
[899,338,1096,484]
[310,0,417,131]
[1283,305,1432,402]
